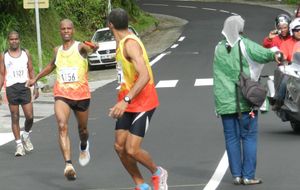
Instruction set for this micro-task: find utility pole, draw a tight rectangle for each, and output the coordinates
[34,0,43,72]
[108,0,112,15]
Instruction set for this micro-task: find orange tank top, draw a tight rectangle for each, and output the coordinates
[116,34,159,112]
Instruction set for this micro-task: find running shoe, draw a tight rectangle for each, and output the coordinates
[15,144,25,157]
[22,134,34,152]
[135,183,152,190]
[233,177,242,185]
[151,166,168,190]
[242,178,262,185]
[79,141,90,166]
[64,163,77,181]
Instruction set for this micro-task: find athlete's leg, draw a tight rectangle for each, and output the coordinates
[54,99,72,161]
[9,104,21,140]
[20,102,34,152]
[114,129,145,185]
[74,109,89,147]
[125,133,157,174]
[21,102,34,132]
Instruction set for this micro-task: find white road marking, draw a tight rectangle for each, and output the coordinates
[219,10,230,13]
[177,5,197,9]
[203,152,228,190]
[150,52,169,66]
[0,131,24,146]
[143,3,169,7]
[156,80,178,88]
[0,133,16,146]
[202,7,217,11]
[171,44,179,48]
[195,78,213,86]
[178,36,186,41]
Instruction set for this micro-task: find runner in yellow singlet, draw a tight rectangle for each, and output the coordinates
[26,19,98,181]
[108,8,168,190]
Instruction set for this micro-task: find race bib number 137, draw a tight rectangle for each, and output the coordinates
[60,67,79,83]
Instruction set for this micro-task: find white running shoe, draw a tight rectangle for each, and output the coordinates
[151,166,168,190]
[64,163,76,181]
[15,144,25,157]
[79,141,90,166]
[22,134,34,152]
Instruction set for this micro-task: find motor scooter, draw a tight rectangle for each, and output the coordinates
[267,51,300,133]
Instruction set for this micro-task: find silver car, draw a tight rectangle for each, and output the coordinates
[88,26,138,69]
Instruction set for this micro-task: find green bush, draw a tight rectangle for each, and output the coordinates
[52,0,107,34]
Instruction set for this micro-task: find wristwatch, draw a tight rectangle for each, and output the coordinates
[123,96,131,104]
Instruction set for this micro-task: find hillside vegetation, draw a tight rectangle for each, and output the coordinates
[0,0,157,72]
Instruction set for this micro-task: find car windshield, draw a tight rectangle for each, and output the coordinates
[93,30,114,42]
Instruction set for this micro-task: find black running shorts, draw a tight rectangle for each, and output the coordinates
[55,97,90,112]
[115,108,156,137]
[6,83,31,105]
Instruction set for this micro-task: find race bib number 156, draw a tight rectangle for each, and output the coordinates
[60,67,79,83]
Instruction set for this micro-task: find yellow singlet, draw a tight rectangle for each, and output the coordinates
[116,34,159,112]
[53,41,91,100]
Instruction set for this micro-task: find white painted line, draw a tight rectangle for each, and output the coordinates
[156,80,178,88]
[195,78,213,86]
[150,52,169,66]
[219,10,230,13]
[178,36,186,41]
[143,3,168,7]
[177,5,197,9]
[203,151,228,190]
[171,44,179,48]
[0,133,15,146]
[0,131,23,146]
[202,8,217,11]
[116,52,170,89]
[231,12,239,15]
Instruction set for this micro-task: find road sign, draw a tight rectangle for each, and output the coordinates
[23,0,49,9]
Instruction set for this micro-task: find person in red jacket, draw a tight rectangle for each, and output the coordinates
[263,14,291,50]
[280,18,300,63]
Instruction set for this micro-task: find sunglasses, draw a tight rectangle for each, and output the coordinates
[292,28,300,33]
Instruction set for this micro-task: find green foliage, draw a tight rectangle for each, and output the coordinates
[52,0,107,33]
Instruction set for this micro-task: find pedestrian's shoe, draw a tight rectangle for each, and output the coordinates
[135,183,152,190]
[22,134,34,152]
[242,178,262,185]
[79,141,90,166]
[233,177,242,185]
[151,166,168,190]
[15,144,25,157]
[64,163,77,181]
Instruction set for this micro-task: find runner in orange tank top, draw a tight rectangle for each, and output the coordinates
[108,8,168,190]
[26,19,98,181]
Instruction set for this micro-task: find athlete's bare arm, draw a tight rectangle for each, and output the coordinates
[123,39,150,100]
[26,47,58,87]
[0,53,5,91]
[0,53,4,103]
[25,49,39,99]
[79,42,98,58]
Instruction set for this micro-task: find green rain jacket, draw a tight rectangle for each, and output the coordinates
[213,36,275,115]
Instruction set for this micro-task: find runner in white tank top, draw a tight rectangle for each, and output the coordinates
[0,31,39,157]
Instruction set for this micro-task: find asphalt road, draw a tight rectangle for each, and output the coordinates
[1,1,300,190]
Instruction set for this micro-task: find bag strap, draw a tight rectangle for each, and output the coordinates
[236,40,243,118]
[238,40,243,73]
